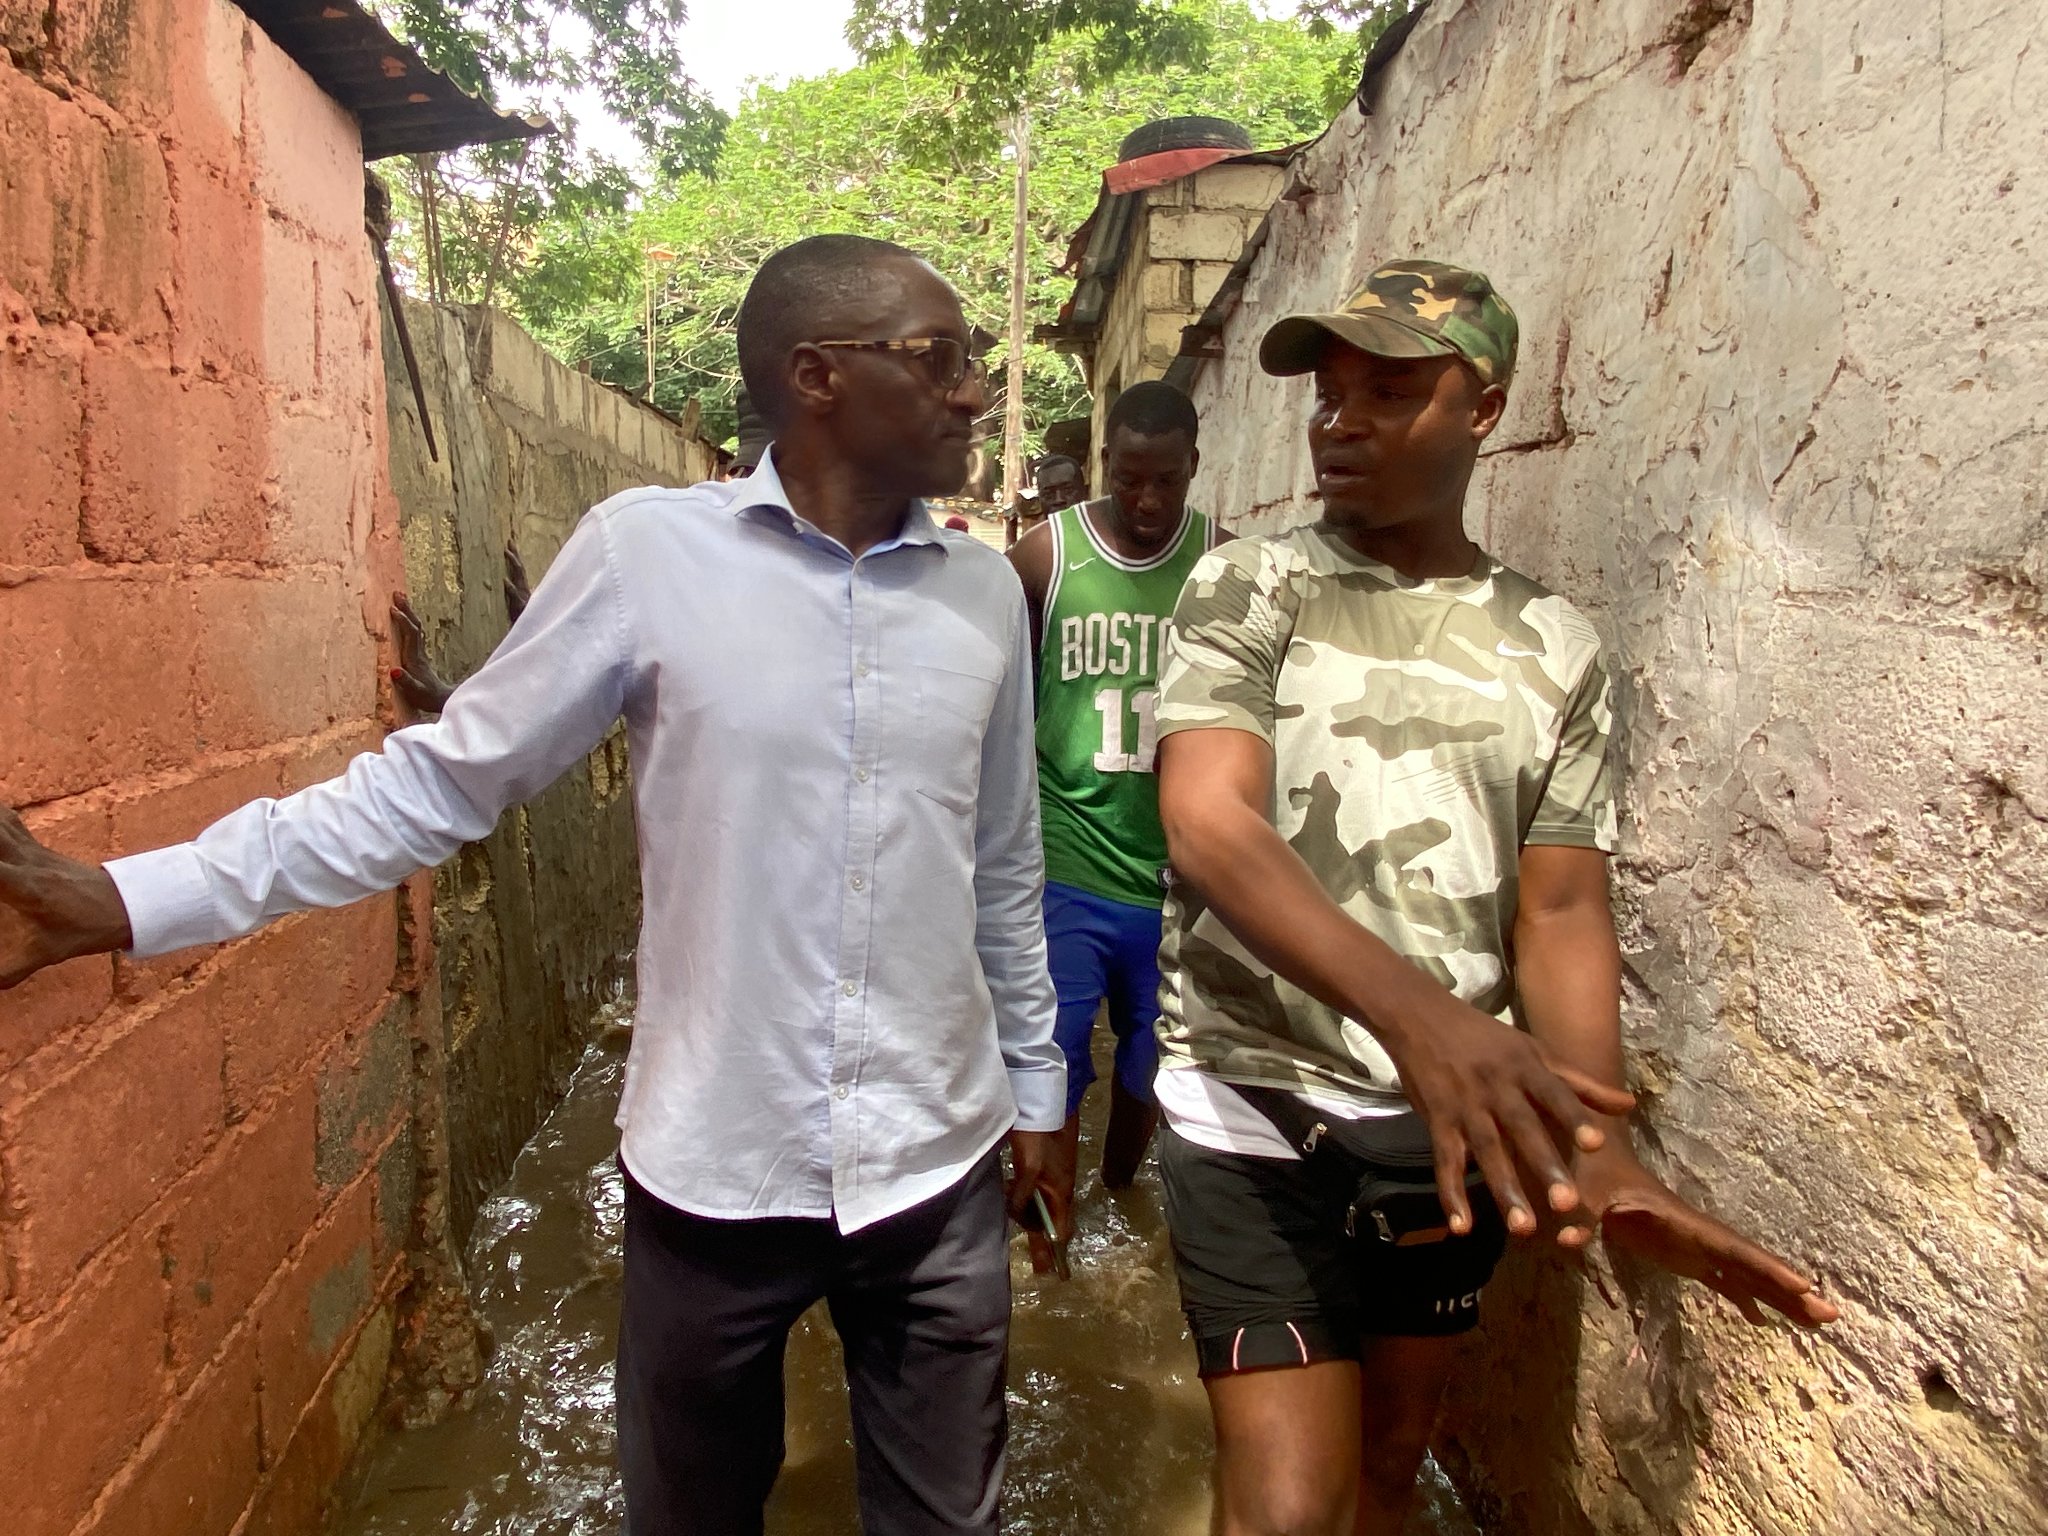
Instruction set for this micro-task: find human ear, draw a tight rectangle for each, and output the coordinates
[788,344,837,417]
[1470,382,1508,442]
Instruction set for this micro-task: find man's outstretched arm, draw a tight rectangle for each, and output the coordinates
[1157,727,1634,1241]
[1,507,634,990]
[1514,843,1837,1327]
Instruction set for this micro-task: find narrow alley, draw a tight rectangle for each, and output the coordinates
[336,1016,1478,1535]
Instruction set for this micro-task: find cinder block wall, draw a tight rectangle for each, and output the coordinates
[382,296,713,1248]
[1087,160,1283,483]
[0,4,422,1533]
[1182,1,2048,1531]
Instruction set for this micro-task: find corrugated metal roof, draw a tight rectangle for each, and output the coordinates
[234,0,550,159]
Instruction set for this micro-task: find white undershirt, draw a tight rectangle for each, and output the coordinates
[1152,1064,1408,1161]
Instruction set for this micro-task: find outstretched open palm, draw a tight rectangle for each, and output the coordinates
[1584,1164,1837,1328]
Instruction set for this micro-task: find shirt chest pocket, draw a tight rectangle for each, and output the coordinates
[912,662,1000,815]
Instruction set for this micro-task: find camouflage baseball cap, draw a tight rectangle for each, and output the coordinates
[1258,259,1518,387]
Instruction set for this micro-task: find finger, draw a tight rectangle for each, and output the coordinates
[1495,1092,1580,1217]
[1719,1253,1840,1328]
[1430,1123,1473,1235]
[1024,1227,1053,1275]
[1467,1119,1537,1237]
[1519,1060,1611,1158]
[393,671,443,714]
[1786,1289,1840,1327]
[1551,1063,1636,1127]
[1003,1170,1036,1222]
[0,803,39,853]
[391,595,423,637]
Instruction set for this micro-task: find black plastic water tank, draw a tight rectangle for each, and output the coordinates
[1115,116,1254,164]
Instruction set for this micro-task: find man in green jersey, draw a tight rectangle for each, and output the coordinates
[1008,382,1222,1259]
[1153,262,1836,1533]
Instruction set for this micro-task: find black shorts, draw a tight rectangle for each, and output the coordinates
[1158,1125,1508,1376]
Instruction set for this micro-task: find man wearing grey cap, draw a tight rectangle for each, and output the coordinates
[1150,261,1836,1534]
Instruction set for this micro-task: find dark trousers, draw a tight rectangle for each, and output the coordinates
[616,1154,1011,1536]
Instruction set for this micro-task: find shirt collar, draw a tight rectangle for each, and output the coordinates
[733,448,947,557]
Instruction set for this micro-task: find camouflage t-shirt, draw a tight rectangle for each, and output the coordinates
[1154,522,1617,1114]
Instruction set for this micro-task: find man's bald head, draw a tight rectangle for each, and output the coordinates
[737,235,931,427]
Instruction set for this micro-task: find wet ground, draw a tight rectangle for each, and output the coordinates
[340,1019,1479,1535]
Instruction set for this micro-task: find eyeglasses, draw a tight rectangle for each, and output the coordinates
[812,336,985,393]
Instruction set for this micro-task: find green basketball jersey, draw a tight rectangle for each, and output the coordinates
[1036,501,1216,908]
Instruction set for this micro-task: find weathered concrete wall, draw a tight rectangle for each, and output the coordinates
[0,3,426,1533]
[1089,160,1284,483]
[1181,1,2048,1530]
[381,296,711,1248]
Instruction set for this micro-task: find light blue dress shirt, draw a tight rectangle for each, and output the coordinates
[107,453,1065,1232]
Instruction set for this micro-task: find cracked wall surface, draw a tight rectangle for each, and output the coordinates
[1180,0,2047,1530]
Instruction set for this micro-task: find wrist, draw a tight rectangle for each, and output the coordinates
[1572,1134,1645,1208]
[1346,962,1453,1049]
[75,864,135,958]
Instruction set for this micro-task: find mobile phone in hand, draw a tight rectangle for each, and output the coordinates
[1026,1189,1072,1281]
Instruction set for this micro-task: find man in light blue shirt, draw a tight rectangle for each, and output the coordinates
[0,235,1064,1534]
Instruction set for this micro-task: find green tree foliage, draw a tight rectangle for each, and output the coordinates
[849,0,1211,130]
[1295,0,1421,115]
[528,0,1349,450]
[375,0,726,176]
[845,0,1418,128]
[364,1,726,308]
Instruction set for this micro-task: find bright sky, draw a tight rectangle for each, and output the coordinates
[564,0,1303,168]
[569,0,859,166]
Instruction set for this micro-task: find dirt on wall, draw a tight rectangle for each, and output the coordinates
[1178,0,2048,1531]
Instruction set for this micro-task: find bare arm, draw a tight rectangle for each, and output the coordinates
[1005,520,1055,668]
[1512,844,1626,1120]
[1157,728,1634,1238]
[1515,844,1837,1326]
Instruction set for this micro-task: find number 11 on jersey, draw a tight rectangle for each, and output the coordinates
[1093,686,1161,774]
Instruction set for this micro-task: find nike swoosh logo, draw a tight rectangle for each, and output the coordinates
[1067,558,1095,573]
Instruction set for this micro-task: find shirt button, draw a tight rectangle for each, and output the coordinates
[858,663,871,678]
[850,875,865,891]
[842,980,858,997]
[855,768,870,783]
[1412,643,1424,656]
[834,1085,850,1101]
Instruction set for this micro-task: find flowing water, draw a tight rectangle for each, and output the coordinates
[339,1020,1479,1535]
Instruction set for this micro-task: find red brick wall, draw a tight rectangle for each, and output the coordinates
[1,4,422,1533]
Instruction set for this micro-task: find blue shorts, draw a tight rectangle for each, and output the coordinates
[1042,881,1163,1120]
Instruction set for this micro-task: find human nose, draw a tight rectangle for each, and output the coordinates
[1316,394,1372,440]
[951,363,987,413]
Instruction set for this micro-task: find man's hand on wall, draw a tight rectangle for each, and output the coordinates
[1563,1149,1839,1328]
[0,807,133,990]
[389,595,455,718]
[503,543,531,624]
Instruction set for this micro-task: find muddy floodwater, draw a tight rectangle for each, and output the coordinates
[340,1022,1479,1535]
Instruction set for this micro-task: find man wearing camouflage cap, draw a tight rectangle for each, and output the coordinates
[1150,261,1836,1533]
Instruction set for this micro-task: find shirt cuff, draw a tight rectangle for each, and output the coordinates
[105,844,222,958]
[1008,1063,1068,1133]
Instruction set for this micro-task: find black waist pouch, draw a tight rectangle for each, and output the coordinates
[1232,1084,1484,1248]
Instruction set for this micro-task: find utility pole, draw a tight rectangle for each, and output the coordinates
[644,245,676,397]
[1001,106,1031,516]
